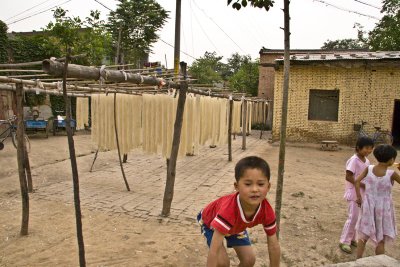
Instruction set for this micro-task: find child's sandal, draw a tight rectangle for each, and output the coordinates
[351,240,357,247]
[339,243,352,254]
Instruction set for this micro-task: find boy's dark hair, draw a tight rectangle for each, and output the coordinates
[373,144,397,163]
[355,136,374,151]
[234,156,270,182]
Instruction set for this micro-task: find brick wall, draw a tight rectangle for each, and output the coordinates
[272,64,400,143]
[258,54,281,99]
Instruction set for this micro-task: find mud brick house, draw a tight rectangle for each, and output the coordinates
[271,51,400,145]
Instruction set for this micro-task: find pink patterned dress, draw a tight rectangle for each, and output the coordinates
[356,165,397,246]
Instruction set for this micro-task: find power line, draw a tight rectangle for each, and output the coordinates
[191,6,223,55]
[313,0,380,20]
[160,39,197,60]
[7,0,72,25]
[5,0,56,22]
[93,0,112,11]
[192,0,245,53]
[353,0,380,10]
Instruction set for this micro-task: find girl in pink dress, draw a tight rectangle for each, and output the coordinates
[355,144,400,258]
[339,137,374,254]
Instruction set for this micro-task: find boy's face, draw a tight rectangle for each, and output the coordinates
[359,146,373,157]
[234,168,271,209]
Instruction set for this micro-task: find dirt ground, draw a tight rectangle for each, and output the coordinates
[0,131,399,267]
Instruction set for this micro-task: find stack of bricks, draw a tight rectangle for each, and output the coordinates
[272,63,400,144]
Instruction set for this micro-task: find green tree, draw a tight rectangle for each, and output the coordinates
[229,59,259,96]
[228,0,274,11]
[45,8,112,65]
[368,0,400,50]
[227,53,251,75]
[321,38,368,50]
[107,0,169,64]
[0,20,8,63]
[189,52,226,84]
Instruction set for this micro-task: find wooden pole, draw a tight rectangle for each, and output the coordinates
[174,0,182,80]
[24,148,33,193]
[228,98,233,161]
[89,149,99,172]
[15,82,29,236]
[275,0,291,238]
[161,62,188,217]
[113,93,130,191]
[62,50,86,267]
[242,99,247,150]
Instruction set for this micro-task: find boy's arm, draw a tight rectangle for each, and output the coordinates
[355,167,368,206]
[207,229,225,267]
[267,233,281,267]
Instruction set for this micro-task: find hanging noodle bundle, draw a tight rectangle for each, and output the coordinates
[232,101,242,134]
[76,97,89,130]
[91,93,244,158]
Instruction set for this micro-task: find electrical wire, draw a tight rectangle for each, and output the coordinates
[92,0,197,60]
[5,0,56,22]
[191,7,222,55]
[160,39,197,60]
[313,0,380,20]
[7,0,72,25]
[353,0,380,10]
[93,0,112,11]
[192,0,245,53]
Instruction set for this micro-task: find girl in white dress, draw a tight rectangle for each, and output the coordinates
[355,144,400,258]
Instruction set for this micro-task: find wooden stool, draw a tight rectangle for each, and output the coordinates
[321,140,339,151]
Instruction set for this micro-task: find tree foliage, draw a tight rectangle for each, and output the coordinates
[227,0,274,11]
[368,0,400,51]
[189,52,225,84]
[229,59,259,96]
[0,20,8,63]
[45,8,112,65]
[321,38,368,50]
[107,0,169,64]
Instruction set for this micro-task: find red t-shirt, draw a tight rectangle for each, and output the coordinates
[201,192,277,236]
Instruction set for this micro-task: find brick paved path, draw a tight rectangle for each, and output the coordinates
[32,133,272,222]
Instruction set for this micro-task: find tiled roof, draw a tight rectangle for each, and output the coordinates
[275,51,400,62]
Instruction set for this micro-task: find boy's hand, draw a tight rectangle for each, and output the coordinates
[267,233,281,267]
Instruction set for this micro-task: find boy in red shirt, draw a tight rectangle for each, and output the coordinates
[197,156,281,267]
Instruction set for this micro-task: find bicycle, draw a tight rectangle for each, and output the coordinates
[0,115,31,152]
[355,120,393,145]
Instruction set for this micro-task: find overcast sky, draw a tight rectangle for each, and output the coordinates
[1,0,383,65]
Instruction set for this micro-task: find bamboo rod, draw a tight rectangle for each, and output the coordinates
[228,99,233,162]
[242,100,247,150]
[0,84,90,97]
[15,82,29,236]
[8,74,50,78]
[113,93,130,191]
[62,51,86,267]
[161,62,188,217]
[0,70,44,73]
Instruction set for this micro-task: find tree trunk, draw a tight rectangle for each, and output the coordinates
[24,148,33,193]
[161,62,188,217]
[15,82,29,236]
[62,50,86,267]
[275,0,291,238]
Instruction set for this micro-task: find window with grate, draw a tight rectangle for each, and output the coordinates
[308,89,339,121]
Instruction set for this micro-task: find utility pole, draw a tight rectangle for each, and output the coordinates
[275,0,291,238]
[173,0,182,80]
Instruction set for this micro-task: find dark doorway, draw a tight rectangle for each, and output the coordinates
[392,100,400,147]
